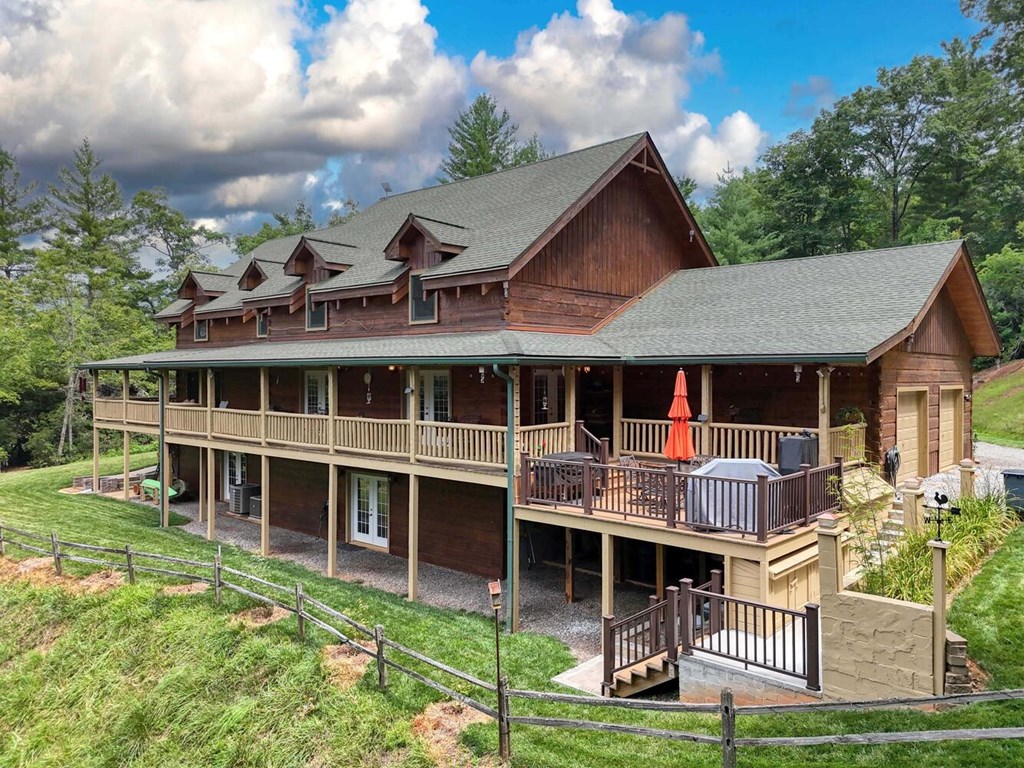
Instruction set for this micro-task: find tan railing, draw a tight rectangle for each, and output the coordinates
[830,423,867,464]
[620,418,700,458]
[266,412,329,448]
[335,417,409,457]
[211,408,261,442]
[708,423,813,465]
[125,400,159,425]
[417,421,507,467]
[93,398,125,422]
[520,422,573,455]
[165,404,207,435]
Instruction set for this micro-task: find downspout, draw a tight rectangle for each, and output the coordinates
[492,364,515,631]
[157,370,167,528]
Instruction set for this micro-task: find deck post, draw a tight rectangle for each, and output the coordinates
[665,585,679,663]
[665,467,678,528]
[407,473,419,601]
[756,474,769,542]
[327,366,337,454]
[122,431,131,501]
[612,365,623,458]
[574,420,584,452]
[600,532,614,617]
[931,541,949,695]
[518,452,529,504]
[903,479,924,534]
[601,614,614,694]
[259,367,269,447]
[565,528,575,603]
[327,464,338,578]
[805,602,821,691]
[205,368,214,440]
[565,366,576,425]
[407,366,418,464]
[92,370,101,494]
[260,454,270,556]
[959,459,975,500]
[710,569,723,635]
[801,463,812,526]
[817,366,831,466]
[582,456,593,515]
[121,369,130,424]
[511,517,521,631]
[701,365,713,455]
[655,543,665,599]
[206,446,216,541]
[198,444,206,523]
[679,578,692,655]
[159,370,170,528]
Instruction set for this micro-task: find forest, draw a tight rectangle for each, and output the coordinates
[0,0,1020,468]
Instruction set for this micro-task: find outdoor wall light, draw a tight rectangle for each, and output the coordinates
[479,365,486,383]
[794,364,802,383]
[582,365,591,374]
[404,386,414,395]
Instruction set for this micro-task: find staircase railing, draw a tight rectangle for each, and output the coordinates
[575,420,610,464]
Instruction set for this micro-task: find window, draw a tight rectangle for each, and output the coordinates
[409,273,438,324]
[194,318,209,342]
[306,291,327,331]
[256,311,269,338]
[351,474,390,547]
[304,370,329,415]
[224,452,247,496]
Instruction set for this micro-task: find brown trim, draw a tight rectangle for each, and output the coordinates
[420,267,509,291]
[312,279,401,302]
[241,292,296,309]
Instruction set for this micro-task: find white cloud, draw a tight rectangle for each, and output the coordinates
[471,0,763,189]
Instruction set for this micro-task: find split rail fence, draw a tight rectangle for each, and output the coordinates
[2,521,1024,767]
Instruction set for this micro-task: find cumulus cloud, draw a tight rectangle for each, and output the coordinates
[471,0,763,189]
[0,0,464,214]
[785,75,836,120]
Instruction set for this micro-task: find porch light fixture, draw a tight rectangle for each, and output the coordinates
[388,365,396,371]
[582,365,591,374]
[364,370,372,404]
[794,364,802,383]
[479,366,486,383]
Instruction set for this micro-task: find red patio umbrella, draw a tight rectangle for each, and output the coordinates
[664,369,696,465]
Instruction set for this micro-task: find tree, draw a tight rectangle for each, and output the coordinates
[0,146,45,279]
[695,172,786,265]
[962,0,1024,106]
[438,94,548,182]
[235,200,317,255]
[131,188,227,300]
[674,175,698,201]
[325,199,360,228]
[979,242,1024,359]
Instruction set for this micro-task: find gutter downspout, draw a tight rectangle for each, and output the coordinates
[157,371,167,528]
[492,363,515,631]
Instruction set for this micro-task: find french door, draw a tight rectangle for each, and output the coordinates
[305,371,329,415]
[223,451,246,497]
[350,474,390,548]
[418,370,451,422]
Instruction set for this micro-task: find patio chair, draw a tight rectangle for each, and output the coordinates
[620,455,670,514]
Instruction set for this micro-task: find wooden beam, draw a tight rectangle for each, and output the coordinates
[160,370,170,528]
[481,282,495,296]
[206,368,214,439]
[601,532,614,617]
[408,474,420,601]
[328,366,337,454]
[198,442,205,523]
[327,465,338,578]
[408,366,418,464]
[565,528,575,604]
[122,370,130,425]
[655,543,665,600]
[629,160,662,175]
[565,366,577,424]
[92,371,100,494]
[261,454,270,556]
[206,446,216,541]
[260,367,269,447]
[512,517,521,632]
[818,366,831,466]
[701,365,713,455]
[612,365,623,458]
[122,431,131,502]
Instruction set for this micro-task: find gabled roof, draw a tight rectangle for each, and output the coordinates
[238,259,269,289]
[187,270,237,294]
[153,298,193,320]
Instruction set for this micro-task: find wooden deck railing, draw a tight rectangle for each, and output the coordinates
[519,454,843,542]
[335,416,409,457]
[165,404,207,435]
[266,412,329,448]
[211,408,261,442]
[93,399,125,422]
[520,422,573,455]
[575,421,610,464]
[125,400,159,425]
[620,418,700,458]
[416,421,507,467]
[707,423,811,465]
[829,423,867,464]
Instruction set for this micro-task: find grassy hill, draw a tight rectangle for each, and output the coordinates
[973,360,1024,448]
[1,457,1024,766]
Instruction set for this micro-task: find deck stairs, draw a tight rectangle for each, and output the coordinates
[607,650,677,698]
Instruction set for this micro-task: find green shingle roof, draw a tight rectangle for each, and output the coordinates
[153,298,193,320]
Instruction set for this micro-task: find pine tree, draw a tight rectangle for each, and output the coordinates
[0,146,45,279]
[438,94,547,182]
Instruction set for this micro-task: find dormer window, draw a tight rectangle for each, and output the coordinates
[256,311,269,338]
[306,291,327,331]
[409,272,438,324]
[194,318,209,342]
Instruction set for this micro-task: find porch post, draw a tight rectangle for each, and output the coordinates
[565,528,575,603]
[511,517,521,632]
[327,464,338,577]
[959,459,975,500]
[206,446,216,541]
[407,366,418,463]
[817,366,831,466]
[259,367,269,447]
[260,454,270,556]
[121,369,129,424]
[122,431,131,501]
[701,365,713,455]
[159,370,170,527]
[601,532,614,616]
[931,541,949,695]
[655,543,665,600]
[511,366,522,461]
[612,365,623,458]
[92,370,101,494]
[198,443,206,523]
[407,474,419,601]
[565,366,576,426]
[327,366,337,454]
[205,368,214,439]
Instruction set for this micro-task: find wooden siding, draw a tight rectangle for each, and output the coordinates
[906,288,974,358]
[266,457,326,537]
[505,282,627,330]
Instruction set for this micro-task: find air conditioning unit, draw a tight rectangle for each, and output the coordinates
[249,495,262,519]
[229,483,260,514]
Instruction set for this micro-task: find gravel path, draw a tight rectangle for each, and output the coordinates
[921,441,1024,500]
[171,500,645,659]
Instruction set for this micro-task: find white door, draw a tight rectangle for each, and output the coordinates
[223,451,246,497]
[350,474,390,548]
[305,371,329,415]
[418,370,451,422]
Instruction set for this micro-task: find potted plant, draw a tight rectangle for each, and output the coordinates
[835,405,865,426]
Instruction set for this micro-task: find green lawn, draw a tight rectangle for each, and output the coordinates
[973,365,1024,448]
[1,456,1023,767]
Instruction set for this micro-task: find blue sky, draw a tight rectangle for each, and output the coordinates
[1,0,980,245]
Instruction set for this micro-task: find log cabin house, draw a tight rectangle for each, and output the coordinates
[84,133,999,647]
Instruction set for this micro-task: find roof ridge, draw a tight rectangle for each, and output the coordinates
[411,214,469,229]
[684,240,965,273]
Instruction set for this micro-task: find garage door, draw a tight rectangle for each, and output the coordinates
[939,389,963,471]
[896,390,926,481]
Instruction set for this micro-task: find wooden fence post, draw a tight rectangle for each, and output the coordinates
[756,474,769,542]
[295,583,306,640]
[665,585,679,663]
[801,463,812,526]
[599,437,610,466]
[582,456,593,515]
[125,545,136,585]
[665,467,677,528]
[679,578,692,655]
[805,602,821,692]
[601,614,614,695]
[497,673,511,761]
[710,569,723,635]
[51,532,62,576]
[214,546,222,605]
[720,688,736,768]
[375,625,388,690]
[0,523,5,557]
